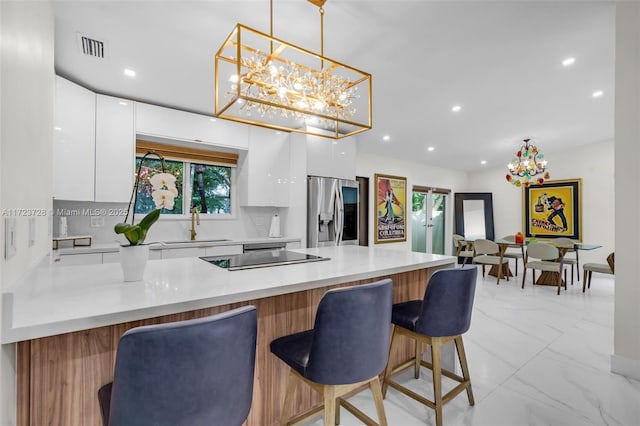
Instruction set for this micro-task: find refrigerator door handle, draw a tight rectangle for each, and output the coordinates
[336,186,344,245]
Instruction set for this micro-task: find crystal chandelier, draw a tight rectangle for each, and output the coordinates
[214,0,372,139]
[505,138,550,187]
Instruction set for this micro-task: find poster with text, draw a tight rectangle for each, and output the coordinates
[523,179,582,241]
[374,174,407,243]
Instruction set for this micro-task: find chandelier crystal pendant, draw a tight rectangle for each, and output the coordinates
[505,138,550,187]
[214,0,372,139]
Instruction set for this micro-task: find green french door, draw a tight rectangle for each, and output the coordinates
[411,186,449,255]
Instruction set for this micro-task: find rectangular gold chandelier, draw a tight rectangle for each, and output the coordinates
[214,24,372,139]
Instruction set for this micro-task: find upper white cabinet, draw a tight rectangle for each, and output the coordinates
[53,76,96,201]
[135,102,249,150]
[306,133,356,181]
[239,127,290,207]
[95,95,135,202]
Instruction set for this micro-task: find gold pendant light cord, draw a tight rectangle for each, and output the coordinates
[319,6,324,70]
[269,0,274,53]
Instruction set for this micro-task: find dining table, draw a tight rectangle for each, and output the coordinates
[467,238,602,286]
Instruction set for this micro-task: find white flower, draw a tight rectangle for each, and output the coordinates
[152,189,176,210]
[150,173,177,191]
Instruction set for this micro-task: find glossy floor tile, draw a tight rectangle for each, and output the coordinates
[301,266,638,425]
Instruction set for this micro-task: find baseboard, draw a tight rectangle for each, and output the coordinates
[611,354,640,381]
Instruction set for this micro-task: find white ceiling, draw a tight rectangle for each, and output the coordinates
[53,0,615,172]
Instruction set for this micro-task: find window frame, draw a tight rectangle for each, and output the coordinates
[133,154,238,221]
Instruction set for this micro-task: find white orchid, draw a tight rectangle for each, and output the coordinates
[150,173,177,191]
[152,189,176,210]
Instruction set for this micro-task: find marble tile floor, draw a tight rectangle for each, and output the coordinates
[302,266,639,426]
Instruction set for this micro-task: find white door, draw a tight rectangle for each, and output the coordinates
[412,188,449,255]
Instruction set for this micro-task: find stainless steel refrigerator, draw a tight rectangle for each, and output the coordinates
[307,175,359,247]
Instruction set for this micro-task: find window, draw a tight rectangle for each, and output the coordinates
[134,141,238,217]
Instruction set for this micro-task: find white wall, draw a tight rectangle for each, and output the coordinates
[356,150,469,253]
[613,0,640,380]
[0,1,54,424]
[467,139,615,265]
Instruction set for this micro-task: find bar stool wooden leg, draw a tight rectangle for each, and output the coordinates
[280,370,297,426]
[323,386,337,426]
[414,340,422,379]
[370,378,388,426]
[382,327,400,397]
[431,337,443,426]
[454,336,475,405]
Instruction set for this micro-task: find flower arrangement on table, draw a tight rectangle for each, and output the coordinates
[115,151,177,245]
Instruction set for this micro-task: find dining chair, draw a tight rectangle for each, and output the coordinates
[453,234,474,266]
[500,235,525,276]
[382,267,478,426]
[582,252,614,292]
[472,239,509,285]
[522,242,567,295]
[270,279,393,426]
[98,306,257,426]
[552,237,579,285]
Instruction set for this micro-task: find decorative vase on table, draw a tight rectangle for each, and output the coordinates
[119,244,150,282]
[114,151,177,282]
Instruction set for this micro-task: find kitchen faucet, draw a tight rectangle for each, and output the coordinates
[190,207,200,240]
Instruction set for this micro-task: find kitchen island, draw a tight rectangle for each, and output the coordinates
[2,245,455,426]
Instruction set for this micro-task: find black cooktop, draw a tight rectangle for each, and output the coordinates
[200,250,329,271]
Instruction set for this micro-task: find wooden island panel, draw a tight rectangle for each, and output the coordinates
[18,266,444,426]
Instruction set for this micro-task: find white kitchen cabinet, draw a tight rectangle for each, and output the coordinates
[135,102,249,150]
[160,247,206,259]
[239,127,290,207]
[102,252,120,264]
[56,253,102,266]
[53,76,96,201]
[95,95,135,202]
[286,241,301,249]
[306,133,356,180]
[204,245,243,256]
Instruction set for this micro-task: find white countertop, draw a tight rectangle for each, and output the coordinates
[1,246,455,344]
[56,236,302,254]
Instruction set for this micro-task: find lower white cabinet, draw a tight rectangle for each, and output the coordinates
[286,241,301,249]
[102,252,120,264]
[205,245,243,256]
[160,247,206,259]
[56,253,102,266]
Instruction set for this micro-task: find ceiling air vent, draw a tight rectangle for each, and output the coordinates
[76,33,107,59]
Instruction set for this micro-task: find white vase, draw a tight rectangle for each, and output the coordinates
[119,245,149,282]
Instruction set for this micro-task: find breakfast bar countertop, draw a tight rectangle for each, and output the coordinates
[1,245,455,344]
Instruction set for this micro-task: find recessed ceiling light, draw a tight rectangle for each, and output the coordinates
[427,146,435,152]
[54,126,62,131]
[123,68,136,77]
[451,105,462,112]
[592,90,604,98]
[382,135,390,141]
[209,118,217,122]
[118,101,128,106]
[562,57,576,67]
[481,160,487,165]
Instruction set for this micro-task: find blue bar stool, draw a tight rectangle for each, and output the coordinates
[98,306,257,426]
[270,279,393,426]
[382,267,477,426]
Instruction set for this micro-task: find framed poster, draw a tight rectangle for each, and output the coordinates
[374,174,407,243]
[523,178,582,241]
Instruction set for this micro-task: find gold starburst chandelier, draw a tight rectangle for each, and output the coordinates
[214,0,372,139]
